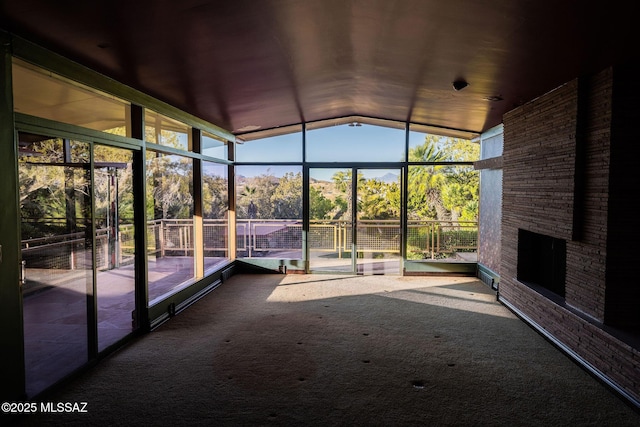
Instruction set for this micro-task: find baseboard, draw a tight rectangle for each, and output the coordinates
[499,295,640,411]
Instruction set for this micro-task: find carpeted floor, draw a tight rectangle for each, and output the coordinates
[9,274,640,426]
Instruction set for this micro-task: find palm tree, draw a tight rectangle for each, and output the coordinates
[408,137,446,163]
[241,185,256,198]
[331,170,365,220]
[240,185,257,218]
[408,137,449,221]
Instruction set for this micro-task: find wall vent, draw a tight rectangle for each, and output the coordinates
[478,269,497,291]
[221,265,235,282]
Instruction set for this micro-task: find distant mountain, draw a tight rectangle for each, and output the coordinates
[378,172,399,183]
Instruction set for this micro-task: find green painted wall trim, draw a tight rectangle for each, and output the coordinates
[0,33,26,400]
[15,113,144,150]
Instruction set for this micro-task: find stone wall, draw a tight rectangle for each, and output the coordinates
[499,65,640,404]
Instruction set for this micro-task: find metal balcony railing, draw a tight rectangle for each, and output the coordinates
[20,218,478,269]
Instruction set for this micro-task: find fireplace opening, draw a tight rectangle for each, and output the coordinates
[517,229,566,298]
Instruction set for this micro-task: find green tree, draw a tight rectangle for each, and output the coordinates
[331,170,364,220]
[203,174,228,219]
[146,153,193,220]
[440,167,479,221]
[309,186,334,220]
[247,175,278,219]
[19,139,92,237]
[333,196,348,219]
[408,137,447,220]
[439,138,480,161]
[357,178,400,220]
[238,171,303,219]
[271,172,302,219]
[407,135,479,221]
[241,185,256,198]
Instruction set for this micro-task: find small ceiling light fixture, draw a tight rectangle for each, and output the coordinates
[452,79,469,91]
[348,121,362,127]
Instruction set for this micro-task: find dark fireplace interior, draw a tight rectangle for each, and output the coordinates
[517,229,566,298]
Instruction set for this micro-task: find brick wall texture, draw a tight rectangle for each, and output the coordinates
[500,65,640,403]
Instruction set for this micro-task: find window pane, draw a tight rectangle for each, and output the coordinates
[12,59,131,135]
[407,165,478,261]
[308,168,353,272]
[19,135,91,397]
[145,110,191,151]
[202,131,228,159]
[235,130,302,162]
[94,145,136,351]
[203,161,229,272]
[409,129,479,162]
[146,151,195,302]
[306,120,405,162]
[236,165,302,259]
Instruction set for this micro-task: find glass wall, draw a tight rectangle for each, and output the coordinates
[94,145,136,351]
[356,169,402,274]
[203,161,229,272]
[19,134,92,397]
[145,110,192,151]
[308,168,353,271]
[10,49,482,400]
[12,59,131,135]
[10,52,235,400]
[406,126,479,263]
[308,167,402,274]
[407,164,479,261]
[235,126,302,162]
[202,131,229,160]
[236,165,303,259]
[306,118,405,162]
[146,151,195,303]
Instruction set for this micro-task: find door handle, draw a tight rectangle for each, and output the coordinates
[20,260,26,287]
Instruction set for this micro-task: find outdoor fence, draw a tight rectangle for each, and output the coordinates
[20,218,478,271]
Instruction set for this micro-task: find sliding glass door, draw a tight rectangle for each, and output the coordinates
[94,145,136,352]
[308,167,401,274]
[355,169,402,274]
[19,133,138,396]
[308,168,353,272]
[19,135,92,396]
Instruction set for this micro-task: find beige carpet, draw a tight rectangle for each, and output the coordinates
[10,274,640,426]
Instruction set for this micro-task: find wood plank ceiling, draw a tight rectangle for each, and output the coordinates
[0,0,636,138]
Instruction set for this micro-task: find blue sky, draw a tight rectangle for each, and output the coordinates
[234,124,433,180]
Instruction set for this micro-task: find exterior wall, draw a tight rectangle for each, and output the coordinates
[500,66,640,404]
[477,129,503,276]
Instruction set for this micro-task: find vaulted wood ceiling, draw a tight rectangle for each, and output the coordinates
[1,0,636,138]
